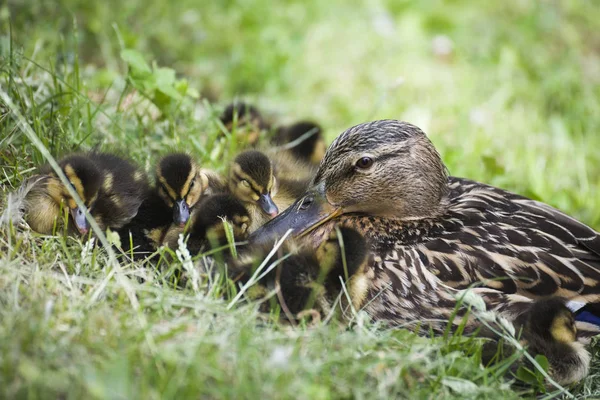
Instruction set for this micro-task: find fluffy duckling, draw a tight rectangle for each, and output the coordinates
[119,153,222,256]
[161,194,250,254]
[238,227,369,320]
[519,297,590,385]
[219,102,270,147]
[228,150,311,232]
[482,297,591,386]
[273,121,326,166]
[23,152,147,236]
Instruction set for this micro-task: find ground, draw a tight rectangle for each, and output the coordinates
[1,0,600,398]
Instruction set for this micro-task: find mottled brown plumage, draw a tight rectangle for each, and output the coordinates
[251,119,600,383]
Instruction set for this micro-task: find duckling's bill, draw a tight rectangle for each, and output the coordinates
[71,206,89,234]
[257,193,278,217]
[173,199,190,227]
[249,186,342,244]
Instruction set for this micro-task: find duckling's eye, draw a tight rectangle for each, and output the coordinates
[355,157,374,169]
[240,179,251,188]
[299,196,313,211]
[190,179,195,188]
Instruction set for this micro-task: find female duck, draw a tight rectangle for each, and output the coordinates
[252,120,600,384]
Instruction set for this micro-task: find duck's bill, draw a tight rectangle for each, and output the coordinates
[70,207,90,235]
[173,199,190,227]
[249,188,342,246]
[258,193,279,217]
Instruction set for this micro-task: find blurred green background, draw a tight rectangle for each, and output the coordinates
[3,1,600,227]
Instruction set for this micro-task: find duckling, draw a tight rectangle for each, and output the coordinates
[119,153,221,256]
[228,150,311,232]
[23,152,147,236]
[273,121,326,166]
[481,297,591,386]
[518,297,590,385]
[161,193,250,254]
[237,227,369,321]
[252,119,600,381]
[219,102,270,147]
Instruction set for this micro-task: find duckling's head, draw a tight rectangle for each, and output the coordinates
[156,153,205,227]
[276,121,326,165]
[50,155,104,235]
[525,297,577,344]
[192,194,251,243]
[229,150,278,217]
[251,120,449,240]
[220,102,266,146]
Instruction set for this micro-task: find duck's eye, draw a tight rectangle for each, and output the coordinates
[240,180,251,188]
[355,157,374,169]
[190,179,195,188]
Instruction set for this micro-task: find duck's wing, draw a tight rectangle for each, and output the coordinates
[414,177,600,306]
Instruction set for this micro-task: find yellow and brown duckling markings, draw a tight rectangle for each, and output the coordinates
[273,121,326,166]
[251,119,600,383]
[37,155,102,235]
[156,153,205,227]
[234,227,369,322]
[515,297,591,385]
[219,102,269,147]
[23,152,147,237]
[229,151,279,232]
[117,153,219,259]
[161,194,250,254]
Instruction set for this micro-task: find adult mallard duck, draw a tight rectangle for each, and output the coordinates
[251,119,600,384]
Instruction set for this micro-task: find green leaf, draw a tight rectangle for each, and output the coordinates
[153,67,176,86]
[441,377,479,394]
[516,366,538,384]
[120,49,151,75]
[534,354,549,373]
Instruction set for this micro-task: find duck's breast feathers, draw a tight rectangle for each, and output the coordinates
[413,177,600,301]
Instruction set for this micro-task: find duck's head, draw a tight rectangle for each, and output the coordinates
[191,194,251,243]
[156,153,205,227]
[251,120,449,241]
[49,155,103,235]
[229,150,279,217]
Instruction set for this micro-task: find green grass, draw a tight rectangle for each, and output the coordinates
[2,0,600,398]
